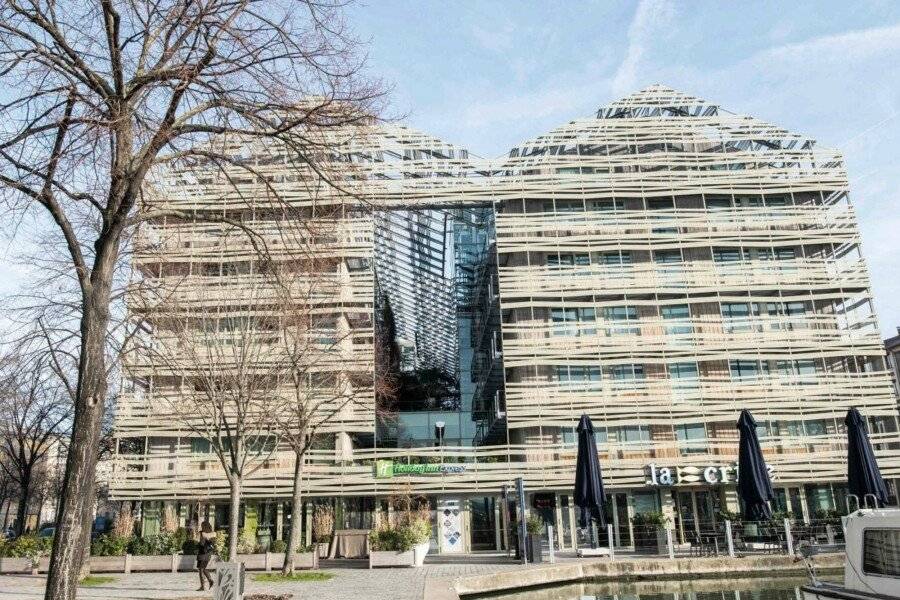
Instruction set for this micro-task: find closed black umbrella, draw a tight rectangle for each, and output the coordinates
[574,414,606,528]
[845,407,889,507]
[736,409,774,521]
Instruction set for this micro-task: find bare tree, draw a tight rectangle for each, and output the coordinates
[142,277,291,560]
[0,1,381,596]
[263,238,368,573]
[0,355,70,536]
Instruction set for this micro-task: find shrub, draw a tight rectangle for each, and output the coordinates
[126,532,183,556]
[0,535,52,564]
[525,515,543,535]
[632,511,667,527]
[214,530,228,559]
[270,539,287,553]
[369,519,430,552]
[311,505,334,544]
[91,534,130,557]
[236,528,257,554]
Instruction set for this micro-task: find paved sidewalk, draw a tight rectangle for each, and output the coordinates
[0,554,528,600]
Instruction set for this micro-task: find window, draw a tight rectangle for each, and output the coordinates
[609,364,645,380]
[556,200,584,212]
[648,198,676,233]
[547,253,590,268]
[675,423,707,455]
[863,528,900,577]
[722,302,759,332]
[805,420,828,436]
[556,366,602,383]
[654,250,682,264]
[590,199,624,212]
[662,304,692,335]
[616,425,650,443]
[603,306,639,335]
[730,360,768,380]
[713,247,747,263]
[669,362,699,382]
[191,438,211,454]
[346,257,371,272]
[706,197,732,210]
[551,307,596,336]
[597,251,632,265]
[775,247,796,260]
[561,428,607,445]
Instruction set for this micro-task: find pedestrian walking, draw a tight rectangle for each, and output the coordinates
[196,521,216,591]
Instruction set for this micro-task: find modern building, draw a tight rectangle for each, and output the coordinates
[113,86,900,553]
[886,328,900,399]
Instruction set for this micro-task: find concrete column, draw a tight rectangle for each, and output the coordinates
[660,490,677,526]
[723,487,741,513]
[494,498,502,551]
[275,502,284,541]
[611,495,621,547]
[304,502,312,547]
[798,486,811,524]
[207,503,215,529]
[625,492,636,548]
[178,503,188,529]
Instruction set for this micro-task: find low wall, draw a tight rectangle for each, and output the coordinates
[0,551,317,575]
[450,554,844,598]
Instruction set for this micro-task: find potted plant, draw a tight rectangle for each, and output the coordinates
[368,518,431,568]
[311,505,334,558]
[525,515,543,563]
[632,511,667,553]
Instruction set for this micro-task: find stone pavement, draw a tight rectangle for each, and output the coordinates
[0,554,529,600]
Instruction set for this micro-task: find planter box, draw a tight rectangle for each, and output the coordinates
[315,542,330,559]
[0,558,32,574]
[526,535,542,563]
[129,554,174,572]
[412,542,429,567]
[175,554,196,572]
[237,553,266,571]
[369,549,414,568]
[90,556,127,573]
[268,551,318,571]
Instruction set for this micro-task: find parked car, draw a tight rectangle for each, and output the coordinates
[38,526,55,538]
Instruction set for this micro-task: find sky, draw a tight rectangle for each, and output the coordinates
[350,0,900,337]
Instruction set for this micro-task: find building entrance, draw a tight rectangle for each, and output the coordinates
[673,489,722,544]
[437,498,465,553]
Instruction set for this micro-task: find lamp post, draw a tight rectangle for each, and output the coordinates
[434,421,445,447]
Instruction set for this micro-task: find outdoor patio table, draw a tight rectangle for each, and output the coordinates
[328,529,370,558]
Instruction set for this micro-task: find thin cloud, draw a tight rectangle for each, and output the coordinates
[611,0,675,97]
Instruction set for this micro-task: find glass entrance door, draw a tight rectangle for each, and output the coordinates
[437,498,465,553]
[675,489,720,543]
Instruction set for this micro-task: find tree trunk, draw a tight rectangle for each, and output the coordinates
[281,452,304,575]
[44,274,113,600]
[228,477,241,562]
[15,469,32,536]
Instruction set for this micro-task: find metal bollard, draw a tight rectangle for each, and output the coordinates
[548,525,555,563]
[725,520,735,557]
[784,518,794,556]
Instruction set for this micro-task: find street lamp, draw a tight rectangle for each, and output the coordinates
[434,421,446,447]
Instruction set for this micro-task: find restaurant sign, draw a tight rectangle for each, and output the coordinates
[645,462,774,486]
[375,459,467,479]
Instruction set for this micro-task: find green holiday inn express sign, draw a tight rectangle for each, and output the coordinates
[374,459,466,478]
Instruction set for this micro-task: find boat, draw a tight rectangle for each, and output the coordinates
[800,508,900,600]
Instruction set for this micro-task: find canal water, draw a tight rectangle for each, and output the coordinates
[469,575,840,600]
